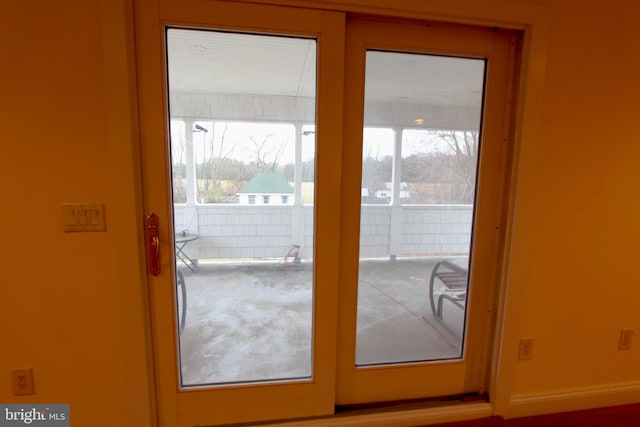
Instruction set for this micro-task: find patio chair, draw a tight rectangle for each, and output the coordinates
[428,260,468,320]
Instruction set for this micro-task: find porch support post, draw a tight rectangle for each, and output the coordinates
[391,127,402,207]
[182,118,200,262]
[291,122,306,252]
[389,127,403,260]
[294,122,303,206]
[184,118,197,207]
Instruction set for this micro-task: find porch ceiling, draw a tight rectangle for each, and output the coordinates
[167,29,317,98]
[167,28,484,128]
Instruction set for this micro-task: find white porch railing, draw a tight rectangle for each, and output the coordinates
[173,204,473,261]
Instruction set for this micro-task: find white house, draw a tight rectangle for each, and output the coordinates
[237,171,295,205]
[374,182,410,200]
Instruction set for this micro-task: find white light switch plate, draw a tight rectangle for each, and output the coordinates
[62,203,106,232]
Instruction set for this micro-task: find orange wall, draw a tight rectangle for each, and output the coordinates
[506,0,640,409]
[0,1,133,426]
[1,0,640,425]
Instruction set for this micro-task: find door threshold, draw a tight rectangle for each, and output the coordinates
[229,400,493,427]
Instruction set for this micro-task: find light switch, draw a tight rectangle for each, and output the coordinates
[77,209,88,226]
[63,204,106,232]
[89,208,101,225]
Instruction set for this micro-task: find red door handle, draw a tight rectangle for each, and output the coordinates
[146,213,161,276]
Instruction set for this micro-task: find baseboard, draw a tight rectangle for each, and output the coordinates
[264,402,493,427]
[507,381,640,419]
[242,383,640,426]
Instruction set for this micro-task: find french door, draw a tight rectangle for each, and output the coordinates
[135,1,516,425]
[336,18,515,405]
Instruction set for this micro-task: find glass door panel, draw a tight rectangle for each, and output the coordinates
[166,28,317,386]
[136,1,345,424]
[356,51,486,366]
[337,17,515,405]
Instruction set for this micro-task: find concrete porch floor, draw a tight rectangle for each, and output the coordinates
[177,257,466,387]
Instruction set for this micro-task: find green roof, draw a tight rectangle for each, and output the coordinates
[238,172,294,194]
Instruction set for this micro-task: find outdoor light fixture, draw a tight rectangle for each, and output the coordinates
[414,118,425,125]
[193,124,208,133]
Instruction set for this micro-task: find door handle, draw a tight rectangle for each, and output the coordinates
[146,213,161,276]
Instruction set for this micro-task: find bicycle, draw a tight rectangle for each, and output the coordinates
[176,269,187,334]
[282,244,301,268]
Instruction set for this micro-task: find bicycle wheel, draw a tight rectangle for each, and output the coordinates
[176,269,187,334]
[283,245,300,266]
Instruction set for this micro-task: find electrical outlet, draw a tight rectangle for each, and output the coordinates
[619,328,634,350]
[11,369,35,395]
[518,338,534,360]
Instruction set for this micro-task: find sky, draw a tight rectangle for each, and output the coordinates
[171,120,315,166]
[171,119,468,167]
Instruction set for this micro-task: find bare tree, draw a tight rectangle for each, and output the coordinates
[170,120,187,203]
[435,130,479,203]
[197,122,232,191]
[247,133,288,172]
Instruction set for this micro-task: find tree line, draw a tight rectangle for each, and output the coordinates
[172,125,478,205]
